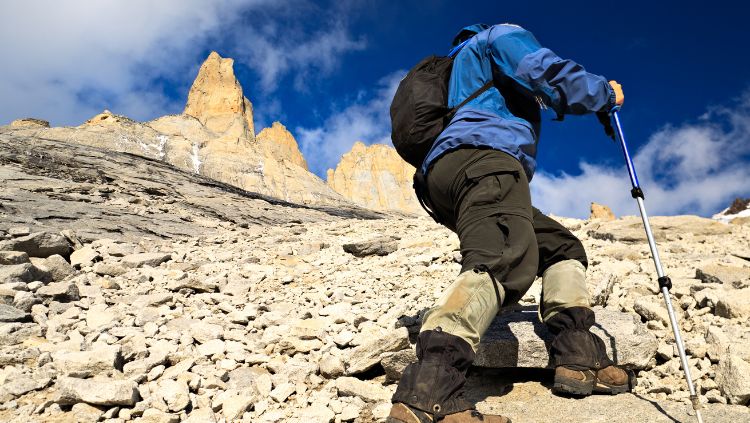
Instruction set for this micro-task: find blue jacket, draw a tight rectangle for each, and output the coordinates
[421,24,616,180]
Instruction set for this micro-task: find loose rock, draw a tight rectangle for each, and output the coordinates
[56,377,139,406]
[343,236,398,257]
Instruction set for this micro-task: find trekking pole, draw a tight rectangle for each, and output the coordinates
[610,108,704,423]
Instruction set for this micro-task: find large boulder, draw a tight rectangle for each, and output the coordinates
[474,306,658,369]
[0,231,71,258]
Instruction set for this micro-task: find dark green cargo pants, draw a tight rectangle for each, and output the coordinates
[417,148,613,370]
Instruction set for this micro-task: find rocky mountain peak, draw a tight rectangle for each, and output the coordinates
[10,118,49,128]
[256,121,308,170]
[83,110,135,127]
[590,202,616,221]
[326,142,422,214]
[183,51,255,141]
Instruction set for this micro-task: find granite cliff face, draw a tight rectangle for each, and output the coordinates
[327,142,422,215]
[3,52,349,208]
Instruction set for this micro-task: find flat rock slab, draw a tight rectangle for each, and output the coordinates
[587,215,731,244]
[474,306,658,369]
[465,371,750,423]
[0,134,385,243]
[55,376,139,406]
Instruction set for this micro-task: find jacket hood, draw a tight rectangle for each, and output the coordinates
[452,23,490,46]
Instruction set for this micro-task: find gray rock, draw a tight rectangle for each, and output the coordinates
[270,382,295,403]
[160,358,194,380]
[71,403,105,422]
[166,276,218,293]
[0,322,42,346]
[0,231,70,258]
[0,346,40,367]
[197,339,226,356]
[344,327,410,375]
[0,251,29,265]
[227,366,271,396]
[319,354,345,378]
[92,261,127,277]
[184,319,222,344]
[696,264,750,288]
[131,293,173,308]
[0,304,30,322]
[716,354,750,405]
[184,408,218,423]
[155,379,190,412]
[290,318,327,340]
[715,288,750,319]
[36,281,80,301]
[8,226,31,237]
[55,377,139,406]
[124,352,169,379]
[139,408,180,423]
[633,298,671,326]
[335,377,391,403]
[2,375,50,396]
[587,216,731,244]
[474,307,658,369]
[52,346,122,377]
[381,349,417,382]
[591,275,617,307]
[121,252,172,268]
[70,245,100,268]
[221,392,257,421]
[33,254,74,281]
[0,263,52,284]
[305,403,336,423]
[343,236,398,257]
[340,401,364,422]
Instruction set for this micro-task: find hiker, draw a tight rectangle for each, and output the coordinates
[387,24,631,423]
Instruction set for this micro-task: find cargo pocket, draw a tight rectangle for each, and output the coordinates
[462,161,519,209]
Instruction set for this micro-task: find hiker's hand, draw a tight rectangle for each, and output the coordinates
[609,80,624,106]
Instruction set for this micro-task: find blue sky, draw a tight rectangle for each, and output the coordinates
[1,1,748,218]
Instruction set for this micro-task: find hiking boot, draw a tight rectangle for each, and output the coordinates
[387,402,511,423]
[552,365,633,396]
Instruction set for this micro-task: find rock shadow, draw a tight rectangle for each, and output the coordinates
[632,393,682,423]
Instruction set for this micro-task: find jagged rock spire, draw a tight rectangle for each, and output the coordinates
[184,51,255,141]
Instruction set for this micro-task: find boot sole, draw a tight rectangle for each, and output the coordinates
[593,381,630,394]
[553,376,631,396]
[552,375,593,396]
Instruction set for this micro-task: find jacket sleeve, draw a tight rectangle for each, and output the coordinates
[487,25,615,116]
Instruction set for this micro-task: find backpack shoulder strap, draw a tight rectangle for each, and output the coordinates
[447,80,494,119]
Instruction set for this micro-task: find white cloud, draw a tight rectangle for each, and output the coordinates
[531,94,750,218]
[231,21,366,94]
[0,0,365,127]
[295,70,404,177]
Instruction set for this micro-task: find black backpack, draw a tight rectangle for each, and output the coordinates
[389,55,493,169]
